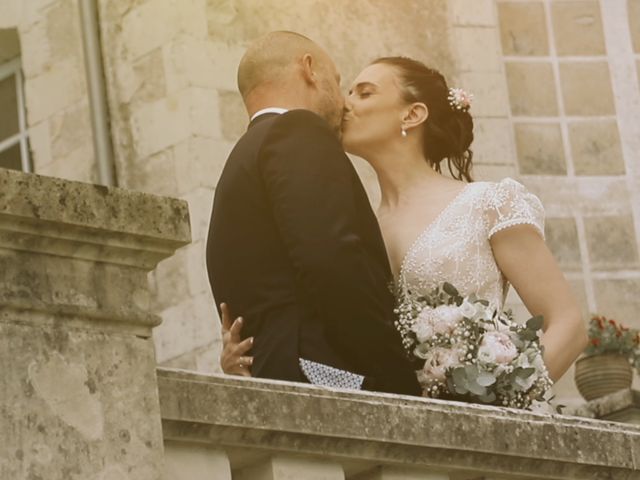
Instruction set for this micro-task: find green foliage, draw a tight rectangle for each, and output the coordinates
[585,315,640,370]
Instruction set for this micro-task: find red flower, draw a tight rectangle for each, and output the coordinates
[591,338,600,346]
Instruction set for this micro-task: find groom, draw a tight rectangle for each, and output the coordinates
[206,31,420,395]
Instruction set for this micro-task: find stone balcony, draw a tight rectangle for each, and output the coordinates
[159,368,640,480]
[1,167,639,479]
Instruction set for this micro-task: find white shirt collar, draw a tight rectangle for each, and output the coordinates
[250,107,288,122]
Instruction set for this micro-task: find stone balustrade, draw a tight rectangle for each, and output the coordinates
[159,368,640,480]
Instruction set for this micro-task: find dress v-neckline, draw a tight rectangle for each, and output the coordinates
[394,183,473,282]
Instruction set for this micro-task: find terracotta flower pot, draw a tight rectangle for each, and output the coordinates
[574,353,633,401]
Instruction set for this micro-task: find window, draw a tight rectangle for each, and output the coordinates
[0,58,31,172]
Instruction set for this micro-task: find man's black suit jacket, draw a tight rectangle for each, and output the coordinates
[206,109,420,395]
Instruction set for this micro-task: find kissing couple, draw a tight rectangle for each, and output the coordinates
[206,31,587,399]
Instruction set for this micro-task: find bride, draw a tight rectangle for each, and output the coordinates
[218,56,588,394]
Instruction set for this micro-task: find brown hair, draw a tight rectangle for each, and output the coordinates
[372,57,474,182]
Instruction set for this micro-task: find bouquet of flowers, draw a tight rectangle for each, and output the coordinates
[585,315,640,370]
[394,282,553,409]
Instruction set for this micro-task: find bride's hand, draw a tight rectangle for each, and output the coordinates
[219,303,254,377]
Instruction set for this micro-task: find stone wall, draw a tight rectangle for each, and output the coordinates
[1,0,639,405]
[496,0,640,400]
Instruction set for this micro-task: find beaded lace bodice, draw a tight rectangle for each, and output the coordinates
[396,178,545,313]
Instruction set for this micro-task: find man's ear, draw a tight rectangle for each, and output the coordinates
[403,102,429,129]
[301,53,317,86]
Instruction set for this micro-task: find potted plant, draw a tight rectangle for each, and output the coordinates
[574,315,640,401]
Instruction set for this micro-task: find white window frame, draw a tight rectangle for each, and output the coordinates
[0,57,31,173]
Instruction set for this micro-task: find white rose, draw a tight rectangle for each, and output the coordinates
[460,300,476,318]
[413,320,434,343]
[412,306,436,342]
[432,304,464,335]
[477,331,518,365]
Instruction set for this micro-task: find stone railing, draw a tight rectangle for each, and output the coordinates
[2,168,639,480]
[159,368,640,480]
[567,388,640,424]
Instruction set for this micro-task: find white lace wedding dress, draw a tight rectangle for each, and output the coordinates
[395,177,547,401]
[396,177,545,315]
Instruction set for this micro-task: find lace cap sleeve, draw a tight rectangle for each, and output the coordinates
[486,178,545,239]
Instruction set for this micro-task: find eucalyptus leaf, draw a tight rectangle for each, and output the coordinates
[477,372,497,387]
[516,367,536,378]
[526,315,544,331]
[443,282,459,297]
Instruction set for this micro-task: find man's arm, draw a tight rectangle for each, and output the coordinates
[258,110,419,394]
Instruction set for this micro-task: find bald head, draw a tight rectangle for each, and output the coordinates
[237,31,344,133]
[237,31,330,99]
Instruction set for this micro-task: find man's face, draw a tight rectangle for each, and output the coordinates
[315,54,345,135]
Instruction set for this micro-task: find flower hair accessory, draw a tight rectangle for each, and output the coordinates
[448,87,473,112]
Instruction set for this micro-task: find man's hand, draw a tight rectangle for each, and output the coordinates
[219,303,254,377]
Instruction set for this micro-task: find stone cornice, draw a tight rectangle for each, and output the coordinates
[0,169,191,269]
[158,368,640,479]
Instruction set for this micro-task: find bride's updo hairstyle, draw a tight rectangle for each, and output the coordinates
[372,57,474,182]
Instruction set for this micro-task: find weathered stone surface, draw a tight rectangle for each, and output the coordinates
[452,26,502,73]
[172,137,232,195]
[449,0,495,27]
[120,0,207,61]
[585,215,639,271]
[522,176,632,218]
[544,217,582,270]
[129,88,221,158]
[234,455,345,480]
[36,143,98,184]
[569,120,625,176]
[568,389,640,424]
[506,62,558,116]
[594,278,640,327]
[158,369,640,479]
[163,36,218,93]
[121,146,179,198]
[49,101,93,160]
[0,320,164,480]
[165,442,232,480]
[471,118,514,165]
[498,2,549,56]
[551,1,606,56]
[219,90,247,142]
[0,169,191,252]
[457,71,511,117]
[0,170,192,480]
[130,47,167,106]
[568,278,590,321]
[24,58,86,124]
[560,62,616,116]
[514,123,567,175]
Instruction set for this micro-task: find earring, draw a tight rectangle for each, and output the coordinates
[401,127,407,138]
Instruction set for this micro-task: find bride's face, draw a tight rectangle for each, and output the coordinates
[341,63,408,158]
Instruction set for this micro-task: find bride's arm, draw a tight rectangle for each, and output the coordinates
[490,225,588,382]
